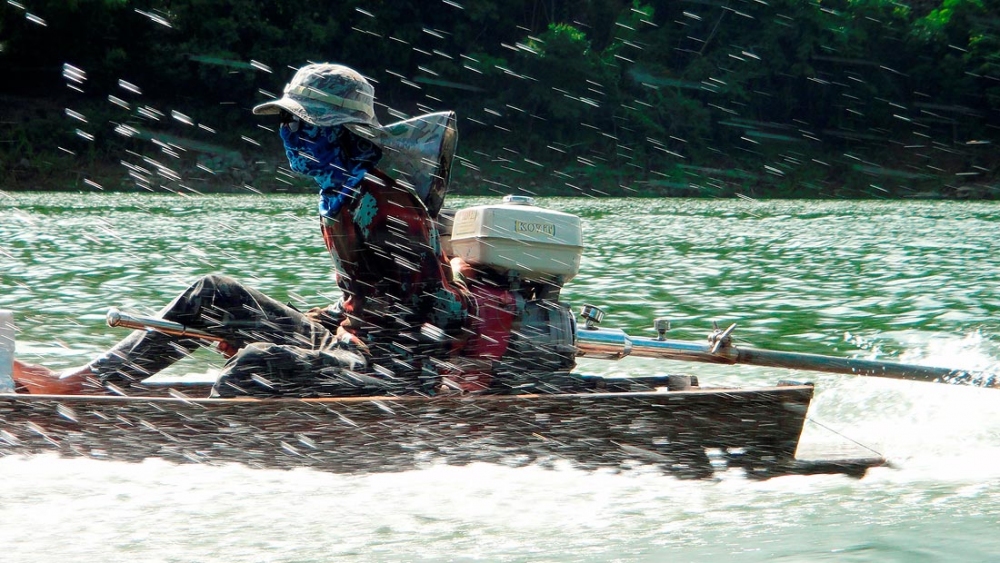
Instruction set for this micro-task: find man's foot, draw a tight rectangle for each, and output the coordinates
[12,360,97,395]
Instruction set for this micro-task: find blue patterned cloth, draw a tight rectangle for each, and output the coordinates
[280,122,382,218]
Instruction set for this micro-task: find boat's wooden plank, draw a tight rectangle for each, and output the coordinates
[0,384,814,404]
[0,386,832,478]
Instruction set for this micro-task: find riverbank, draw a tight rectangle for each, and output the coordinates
[2,96,998,199]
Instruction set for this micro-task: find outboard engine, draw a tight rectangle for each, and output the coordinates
[439,195,584,392]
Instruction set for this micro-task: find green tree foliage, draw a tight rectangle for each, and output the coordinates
[0,0,998,197]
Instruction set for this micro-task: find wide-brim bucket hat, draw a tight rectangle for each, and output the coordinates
[253,63,381,138]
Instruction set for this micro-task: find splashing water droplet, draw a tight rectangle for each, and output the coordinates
[65,108,87,123]
[62,63,86,84]
[250,60,272,73]
[25,12,46,26]
[119,79,143,95]
[134,9,172,28]
[171,110,194,126]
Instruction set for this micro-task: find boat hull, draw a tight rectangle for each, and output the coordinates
[0,385,882,479]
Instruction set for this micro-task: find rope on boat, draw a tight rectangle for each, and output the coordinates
[805,415,887,459]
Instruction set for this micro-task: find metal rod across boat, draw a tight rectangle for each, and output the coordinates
[106,307,226,342]
[574,326,993,387]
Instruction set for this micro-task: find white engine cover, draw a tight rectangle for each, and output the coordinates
[449,196,583,284]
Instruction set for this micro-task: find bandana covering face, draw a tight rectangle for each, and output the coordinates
[281,121,382,218]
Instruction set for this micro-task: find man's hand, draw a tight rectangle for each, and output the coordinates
[450,257,476,283]
[336,325,369,354]
[216,340,240,358]
[305,305,342,331]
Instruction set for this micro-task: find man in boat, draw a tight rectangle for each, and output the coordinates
[13,63,486,397]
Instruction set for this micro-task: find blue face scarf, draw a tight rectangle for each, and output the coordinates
[280,121,382,218]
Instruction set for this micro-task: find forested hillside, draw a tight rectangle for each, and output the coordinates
[1,0,998,198]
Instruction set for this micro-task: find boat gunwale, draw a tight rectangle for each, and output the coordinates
[0,384,816,405]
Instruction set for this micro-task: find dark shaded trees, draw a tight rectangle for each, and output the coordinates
[1,0,998,197]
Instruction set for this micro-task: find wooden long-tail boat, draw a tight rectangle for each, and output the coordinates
[0,378,883,480]
[5,302,994,480]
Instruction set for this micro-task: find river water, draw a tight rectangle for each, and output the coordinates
[2,192,1000,562]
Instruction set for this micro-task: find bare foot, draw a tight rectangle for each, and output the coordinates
[12,360,98,395]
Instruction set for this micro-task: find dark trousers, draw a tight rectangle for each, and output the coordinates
[90,275,403,397]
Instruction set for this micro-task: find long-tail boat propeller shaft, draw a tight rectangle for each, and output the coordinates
[575,306,997,389]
